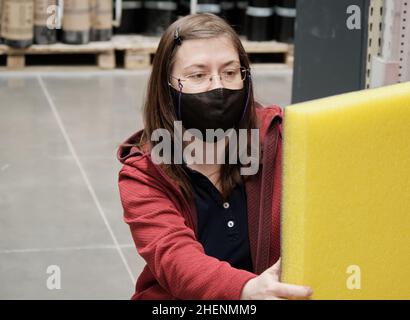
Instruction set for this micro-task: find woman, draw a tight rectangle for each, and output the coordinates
[117,13,312,300]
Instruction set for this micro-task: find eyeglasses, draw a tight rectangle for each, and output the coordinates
[169,67,249,91]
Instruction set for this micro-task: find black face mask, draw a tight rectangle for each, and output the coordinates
[169,80,251,143]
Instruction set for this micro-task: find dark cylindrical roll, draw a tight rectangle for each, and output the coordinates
[197,0,221,16]
[235,1,248,36]
[34,0,58,44]
[177,0,190,17]
[90,0,112,41]
[245,0,276,41]
[62,0,91,44]
[114,0,144,34]
[0,0,3,44]
[220,1,236,29]
[273,0,296,43]
[1,0,34,48]
[143,1,177,36]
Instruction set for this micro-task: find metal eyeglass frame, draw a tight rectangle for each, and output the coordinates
[167,67,251,91]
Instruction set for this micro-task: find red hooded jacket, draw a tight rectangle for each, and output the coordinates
[117,103,283,300]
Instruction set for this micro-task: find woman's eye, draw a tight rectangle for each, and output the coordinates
[189,73,206,80]
[223,70,237,77]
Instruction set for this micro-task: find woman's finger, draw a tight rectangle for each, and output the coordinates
[264,296,286,300]
[271,282,313,299]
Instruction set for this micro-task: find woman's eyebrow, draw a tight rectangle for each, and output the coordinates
[222,60,241,67]
[183,64,207,71]
[183,60,241,71]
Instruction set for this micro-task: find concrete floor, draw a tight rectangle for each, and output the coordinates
[0,66,293,299]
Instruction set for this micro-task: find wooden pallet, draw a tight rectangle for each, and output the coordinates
[240,36,293,61]
[0,40,115,69]
[0,35,293,70]
[113,35,294,69]
[112,35,159,69]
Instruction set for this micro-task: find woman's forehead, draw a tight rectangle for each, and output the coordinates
[174,36,240,68]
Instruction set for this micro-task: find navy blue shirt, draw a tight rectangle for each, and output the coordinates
[182,164,253,272]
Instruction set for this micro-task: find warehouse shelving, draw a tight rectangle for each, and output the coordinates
[0,34,293,70]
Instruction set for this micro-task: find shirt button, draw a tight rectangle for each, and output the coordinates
[223,202,230,209]
[227,220,235,228]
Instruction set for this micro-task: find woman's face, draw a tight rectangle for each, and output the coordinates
[170,36,244,94]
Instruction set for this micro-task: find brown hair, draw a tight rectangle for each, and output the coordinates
[136,13,258,201]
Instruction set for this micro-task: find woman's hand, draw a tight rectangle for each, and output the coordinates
[240,259,313,300]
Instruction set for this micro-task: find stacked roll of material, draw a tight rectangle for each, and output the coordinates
[273,0,296,43]
[220,1,236,29]
[1,0,34,48]
[143,0,177,36]
[245,0,276,41]
[234,1,248,36]
[196,0,221,15]
[0,0,3,44]
[34,0,58,44]
[115,0,143,34]
[90,0,113,41]
[62,0,91,44]
[177,0,190,17]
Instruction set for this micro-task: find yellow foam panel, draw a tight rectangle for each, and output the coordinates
[281,82,410,299]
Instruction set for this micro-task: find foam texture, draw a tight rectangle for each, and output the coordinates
[281,82,410,299]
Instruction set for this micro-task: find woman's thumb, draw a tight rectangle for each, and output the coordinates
[266,258,281,277]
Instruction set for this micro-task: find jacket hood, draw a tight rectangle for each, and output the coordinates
[117,130,147,164]
[117,103,282,165]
